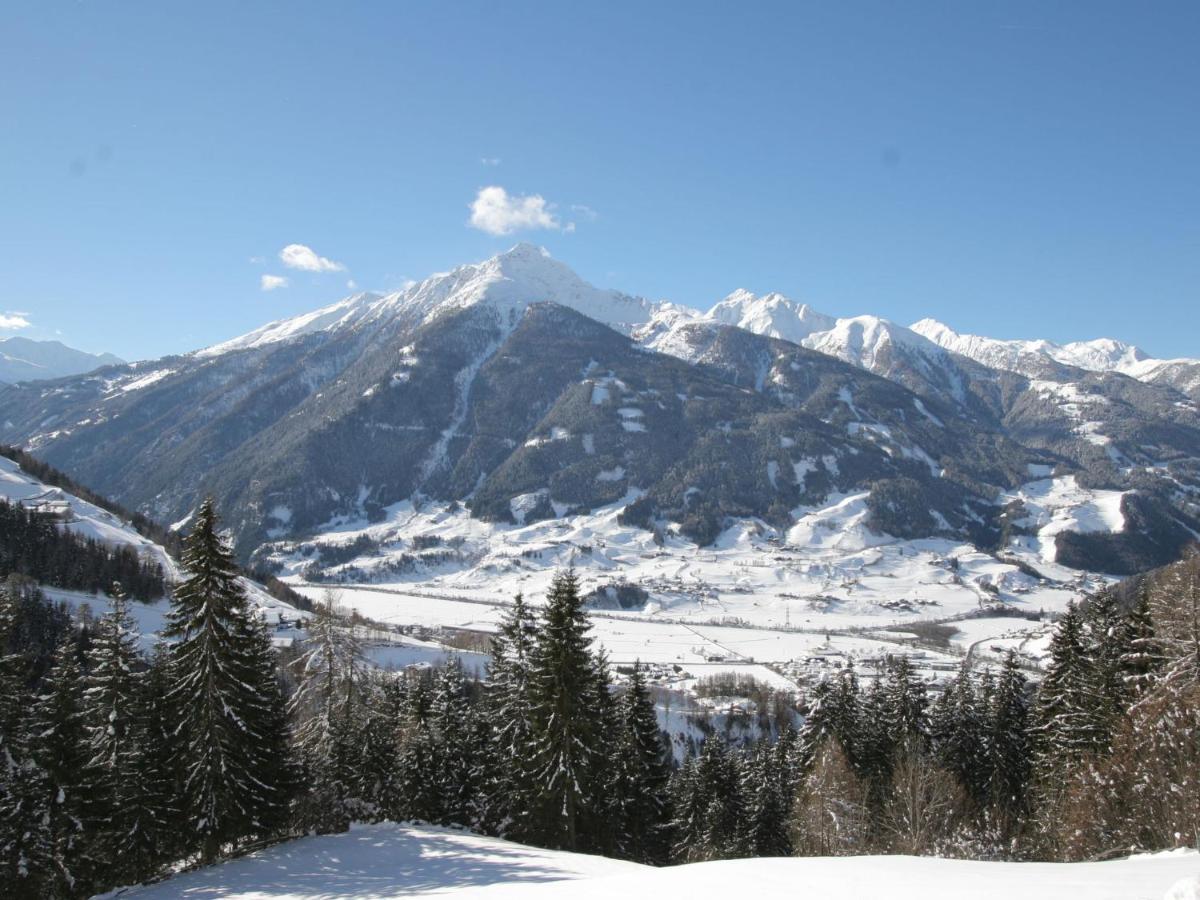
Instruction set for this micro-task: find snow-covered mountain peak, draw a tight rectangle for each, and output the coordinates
[704,289,836,344]
[911,318,1157,377]
[201,245,660,358]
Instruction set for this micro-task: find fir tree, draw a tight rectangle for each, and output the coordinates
[525,570,607,851]
[0,585,54,898]
[82,584,146,880]
[164,498,290,862]
[30,634,93,896]
[483,593,538,839]
[611,662,671,864]
[988,652,1031,845]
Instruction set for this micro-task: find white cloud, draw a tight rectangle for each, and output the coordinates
[0,312,31,329]
[481,157,501,166]
[570,204,598,220]
[346,279,358,290]
[260,274,289,291]
[468,186,561,236]
[279,243,346,273]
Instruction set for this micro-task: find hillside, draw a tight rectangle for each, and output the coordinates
[3,246,1196,573]
[0,336,123,384]
[108,822,1200,900]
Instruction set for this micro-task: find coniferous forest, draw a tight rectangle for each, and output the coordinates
[2,498,1200,897]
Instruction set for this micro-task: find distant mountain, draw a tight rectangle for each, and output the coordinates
[1,244,1197,578]
[911,318,1200,400]
[0,336,123,383]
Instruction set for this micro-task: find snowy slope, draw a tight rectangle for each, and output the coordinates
[104,821,1200,900]
[638,289,961,389]
[912,317,1200,390]
[0,454,176,578]
[201,242,660,358]
[0,336,123,384]
[0,454,299,625]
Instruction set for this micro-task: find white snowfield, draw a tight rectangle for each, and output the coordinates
[279,470,1118,687]
[102,822,1200,900]
[0,455,302,630]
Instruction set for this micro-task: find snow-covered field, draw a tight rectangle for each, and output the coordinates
[0,455,177,578]
[102,822,1200,900]
[267,470,1128,688]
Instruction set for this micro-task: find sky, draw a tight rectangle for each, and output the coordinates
[2,1,1198,361]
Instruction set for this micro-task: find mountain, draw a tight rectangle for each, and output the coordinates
[911,318,1200,400]
[0,336,123,383]
[1,244,1197,581]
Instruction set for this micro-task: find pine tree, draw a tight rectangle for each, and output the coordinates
[525,570,607,851]
[798,668,860,773]
[393,671,441,823]
[1120,584,1163,697]
[30,634,93,896]
[742,742,791,857]
[1034,602,1095,766]
[0,585,54,897]
[164,498,290,862]
[987,652,1031,846]
[482,593,538,839]
[611,662,671,863]
[430,658,478,827]
[82,584,147,881]
[881,656,929,748]
[689,737,747,861]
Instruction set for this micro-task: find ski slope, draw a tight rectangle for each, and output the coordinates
[104,821,1200,900]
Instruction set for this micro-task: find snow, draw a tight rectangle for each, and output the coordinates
[912,316,1200,390]
[200,244,663,359]
[116,368,174,392]
[109,822,644,900]
[264,484,1106,689]
[107,822,1200,900]
[1003,475,1126,565]
[0,455,177,579]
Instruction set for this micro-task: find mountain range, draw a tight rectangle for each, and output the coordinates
[0,336,123,383]
[2,243,1197,578]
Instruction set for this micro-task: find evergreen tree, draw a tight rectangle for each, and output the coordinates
[525,570,607,851]
[742,742,791,857]
[611,662,671,863]
[1120,585,1163,697]
[430,658,478,827]
[0,585,54,897]
[483,593,538,839]
[987,652,1031,845]
[82,584,147,882]
[30,634,93,896]
[164,498,290,862]
[1034,602,1095,766]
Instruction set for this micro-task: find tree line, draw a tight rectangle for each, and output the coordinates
[2,494,1198,897]
[0,499,168,601]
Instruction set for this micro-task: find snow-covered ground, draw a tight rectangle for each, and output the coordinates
[266,469,1128,688]
[1,455,309,635]
[101,821,1200,900]
[0,455,177,578]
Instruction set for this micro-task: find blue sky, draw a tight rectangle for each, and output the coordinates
[2,1,1198,361]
